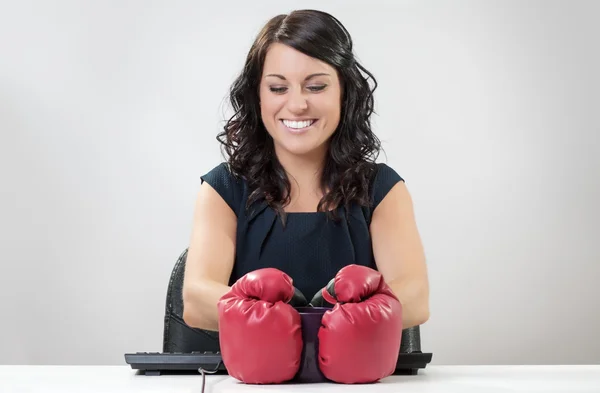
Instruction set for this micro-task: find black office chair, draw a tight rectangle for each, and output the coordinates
[162,248,426,355]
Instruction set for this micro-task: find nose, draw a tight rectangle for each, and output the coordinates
[286,88,308,113]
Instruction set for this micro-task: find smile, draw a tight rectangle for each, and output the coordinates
[280,119,317,133]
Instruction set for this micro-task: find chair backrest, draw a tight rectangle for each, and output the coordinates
[163,248,424,354]
[163,248,220,353]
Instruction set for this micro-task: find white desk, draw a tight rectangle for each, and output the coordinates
[1,365,599,392]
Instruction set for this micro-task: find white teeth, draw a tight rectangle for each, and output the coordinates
[282,119,315,129]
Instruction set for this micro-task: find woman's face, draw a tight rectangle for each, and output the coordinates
[259,43,342,159]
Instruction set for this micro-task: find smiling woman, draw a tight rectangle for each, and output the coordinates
[260,48,341,157]
[181,9,430,374]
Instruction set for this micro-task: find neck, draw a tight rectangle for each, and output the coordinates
[275,146,328,197]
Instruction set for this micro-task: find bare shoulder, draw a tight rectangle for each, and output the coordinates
[196,180,238,220]
[372,180,414,223]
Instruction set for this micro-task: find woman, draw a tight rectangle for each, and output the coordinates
[182,9,429,333]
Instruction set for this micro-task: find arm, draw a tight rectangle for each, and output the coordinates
[182,181,237,331]
[370,181,430,329]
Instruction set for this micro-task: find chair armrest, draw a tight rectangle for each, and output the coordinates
[400,326,423,353]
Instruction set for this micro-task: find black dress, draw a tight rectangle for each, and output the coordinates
[200,162,404,300]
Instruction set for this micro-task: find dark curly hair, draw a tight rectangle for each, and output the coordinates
[217,9,382,223]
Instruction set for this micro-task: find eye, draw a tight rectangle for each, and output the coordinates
[308,85,327,92]
[269,87,287,93]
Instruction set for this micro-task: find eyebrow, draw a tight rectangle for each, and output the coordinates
[264,73,330,81]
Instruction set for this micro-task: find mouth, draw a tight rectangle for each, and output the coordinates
[280,119,317,134]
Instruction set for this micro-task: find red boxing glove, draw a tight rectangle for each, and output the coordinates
[315,264,403,383]
[217,268,303,384]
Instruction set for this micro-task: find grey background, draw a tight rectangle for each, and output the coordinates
[1,0,599,366]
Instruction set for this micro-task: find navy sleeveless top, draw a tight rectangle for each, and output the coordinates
[200,162,404,299]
